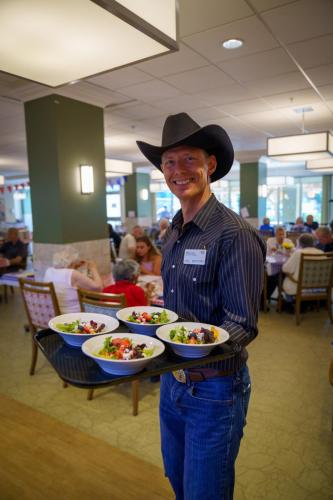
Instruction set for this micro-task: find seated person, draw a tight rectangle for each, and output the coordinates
[44,247,103,313]
[118,225,144,260]
[0,227,28,275]
[290,217,308,233]
[155,218,170,248]
[315,227,333,252]
[282,233,324,297]
[304,214,319,232]
[259,217,274,235]
[266,226,293,256]
[135,235,162,276]
[103,259,148,307]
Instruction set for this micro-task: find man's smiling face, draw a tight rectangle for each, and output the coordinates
[160,145,216,204]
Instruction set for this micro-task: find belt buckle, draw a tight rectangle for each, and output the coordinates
[173,369,186,384]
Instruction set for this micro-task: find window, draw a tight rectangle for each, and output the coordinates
[106,183,122,227]
[211,179,240,213]
[266,176,322,225]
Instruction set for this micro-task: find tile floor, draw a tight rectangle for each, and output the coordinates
[0,291,332,499]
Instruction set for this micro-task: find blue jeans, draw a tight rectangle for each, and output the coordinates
[159,366,251,500]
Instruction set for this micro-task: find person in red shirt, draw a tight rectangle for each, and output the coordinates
[103,259,147,307]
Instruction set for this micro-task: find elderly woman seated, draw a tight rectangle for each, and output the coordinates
[103,259,148,306]
[44,247,103,313]
[282,233,324,298]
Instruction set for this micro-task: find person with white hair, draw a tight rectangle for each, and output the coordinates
[44,246,103,313]
[102,259,148,306]
[282,233,324,297]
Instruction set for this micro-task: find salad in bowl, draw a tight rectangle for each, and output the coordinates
[156,322,229,358]
[82,333,165,375]
[49,312,119,348]
[116,306,178,336]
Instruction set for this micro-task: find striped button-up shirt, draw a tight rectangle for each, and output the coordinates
[162,194,266,371]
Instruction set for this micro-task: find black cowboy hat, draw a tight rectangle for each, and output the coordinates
[136,112,234,182]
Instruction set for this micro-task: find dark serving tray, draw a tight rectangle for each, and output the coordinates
[35,328,238,389]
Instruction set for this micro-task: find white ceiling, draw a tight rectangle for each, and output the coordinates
[0,0,332,178]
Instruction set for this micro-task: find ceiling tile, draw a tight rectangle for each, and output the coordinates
[318,84,333,100]
[218,47,296,82]
[135,43,208,77]
[183,16,279,63]
[104,103,163,120]
[179,0,253,37]
[119,80,182,102]
[193,83,257,106]
[306,64,333,87]
[0,98,23,118]
[56,82,130,107]
[216,98,272,116]
[263,88,322,109]
[287,33,333,69]
[87,67,153,90]
[163,65,234,92]
[151,94,211,113]
[250,0,297,12]
[239,110,302,135]
[262,0,333,44]
[188,107,228,122]
[245,71,310,96]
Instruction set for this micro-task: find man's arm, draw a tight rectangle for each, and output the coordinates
[219,229,265,347]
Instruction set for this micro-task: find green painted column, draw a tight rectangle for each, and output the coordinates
[24,94,110,277]
[124,173,152,228]
[240,161,267,223]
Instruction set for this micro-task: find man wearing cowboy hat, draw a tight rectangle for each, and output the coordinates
[137,113,265,499]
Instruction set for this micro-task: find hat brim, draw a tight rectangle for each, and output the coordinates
[137,124,234,183]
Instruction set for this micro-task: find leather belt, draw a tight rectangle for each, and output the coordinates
[172,368,236,384]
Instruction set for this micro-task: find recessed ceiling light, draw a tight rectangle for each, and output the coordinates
[222,38,243,50]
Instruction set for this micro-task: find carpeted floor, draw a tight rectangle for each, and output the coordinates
[0,291,332,499]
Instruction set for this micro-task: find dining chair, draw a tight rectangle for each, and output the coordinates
[286,231,303,245]
[19,278,61,375]
[278,252,333,325]
[77,288,126,318]
[77,288,140,415]
[258,229,274,240]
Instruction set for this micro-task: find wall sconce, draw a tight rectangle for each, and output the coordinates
[80,165,94,194]
[258,184,268,198]
[140,188,149,201]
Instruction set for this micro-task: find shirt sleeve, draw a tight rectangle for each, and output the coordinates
[282,252,299,275]
[219,229,265,347]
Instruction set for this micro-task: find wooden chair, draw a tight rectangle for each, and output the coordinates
[259,229,274,240]
[77,288,140,416]
[77,288,126,318]
[279,253,333,325]
[286,231,303,245]
[262,269,269,313]
[19,278,61,375]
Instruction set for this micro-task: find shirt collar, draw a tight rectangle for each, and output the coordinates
[171,193,219,232]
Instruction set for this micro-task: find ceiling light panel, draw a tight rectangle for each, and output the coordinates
[0,0,177,87]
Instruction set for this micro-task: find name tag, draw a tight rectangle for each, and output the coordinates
[184,249,206,265]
